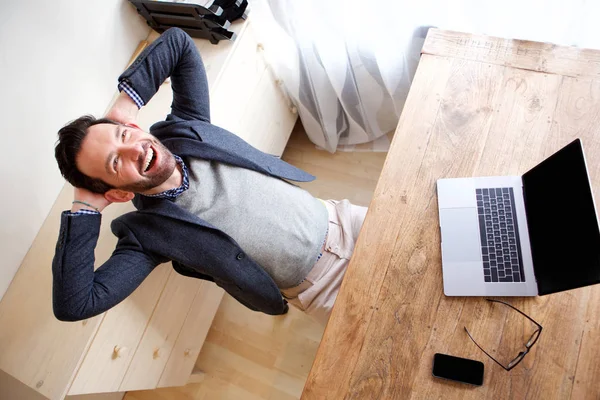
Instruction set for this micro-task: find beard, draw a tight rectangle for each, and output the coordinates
[116,139,177,193]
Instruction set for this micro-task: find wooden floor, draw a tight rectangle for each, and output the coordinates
[123,122,387,400]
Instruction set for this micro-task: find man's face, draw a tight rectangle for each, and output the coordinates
[77,123,176,193]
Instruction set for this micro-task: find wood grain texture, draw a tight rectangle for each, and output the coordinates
[422,28,600,79]
[118,271,201,392]
[304,30,600,399]
[282,123,386,207]
[67,263,171,396]
[303,53,456,399]
[157,283,224,388]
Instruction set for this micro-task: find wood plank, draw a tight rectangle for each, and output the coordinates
[304,57,575,399]
[157,282,224,388]
[237,65,298,156]
[66,264,171,396]
[306,31,600,399]
[405,68,567,400]
[0,184,101,400]
[193,292,323,399]
[343,58,507,399]
[549,76,600,399]
[209,20,270,146]
[67,392,125,400]
[547,77,600,159]
[422,28,600,79]
[0,369,49,400]
[186,368,205,385]
[380,69,561,399]
[118,271,201,392]
[572,328,600,399]
[282,123,385,206]
[472,69,562,175]
[192,19,249,92]
[302,54,456,398]
[447,69,563,399]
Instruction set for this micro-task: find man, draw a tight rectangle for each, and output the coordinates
[53,27,367,326]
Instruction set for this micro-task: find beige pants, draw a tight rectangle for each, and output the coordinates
[283,199,367,326]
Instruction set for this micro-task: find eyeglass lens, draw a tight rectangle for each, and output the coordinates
[466,300,542,370]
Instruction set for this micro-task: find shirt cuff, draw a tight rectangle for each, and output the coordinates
[67,210,101,216]
[118,80,145,109]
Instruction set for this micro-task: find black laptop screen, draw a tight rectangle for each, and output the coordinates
[522,139,600,295]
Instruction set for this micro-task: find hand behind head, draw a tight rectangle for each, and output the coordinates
[72,186,114,213]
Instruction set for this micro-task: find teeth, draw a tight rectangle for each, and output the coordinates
[143,147,154,172]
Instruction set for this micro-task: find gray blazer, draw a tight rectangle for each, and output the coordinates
[52,28,314,321]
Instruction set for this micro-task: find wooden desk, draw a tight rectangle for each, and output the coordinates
[303,29,600,399]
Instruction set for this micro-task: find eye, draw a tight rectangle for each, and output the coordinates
[121,130,128,141]
[113,156,119,172]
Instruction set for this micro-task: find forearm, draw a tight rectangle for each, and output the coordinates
[52,214,158,321]
[118,28,210,122]
[52,212,104,321]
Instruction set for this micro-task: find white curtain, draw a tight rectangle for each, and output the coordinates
[249,0,600,153]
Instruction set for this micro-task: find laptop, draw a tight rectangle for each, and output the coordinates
[437,138,600,296]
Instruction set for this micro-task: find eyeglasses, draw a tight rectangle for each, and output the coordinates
[464,299,542,371]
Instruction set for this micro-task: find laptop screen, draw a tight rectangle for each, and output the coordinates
[522,139,600,295]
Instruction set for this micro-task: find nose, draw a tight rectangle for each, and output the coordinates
[120,143,144,162]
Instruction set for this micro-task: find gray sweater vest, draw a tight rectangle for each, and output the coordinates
[175,158,329,288]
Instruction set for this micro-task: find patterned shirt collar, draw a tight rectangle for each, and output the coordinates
[144,155,189,200]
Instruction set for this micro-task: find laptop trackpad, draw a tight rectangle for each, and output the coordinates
[440,208,482,263]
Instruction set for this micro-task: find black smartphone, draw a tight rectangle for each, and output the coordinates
[432,353,484,386]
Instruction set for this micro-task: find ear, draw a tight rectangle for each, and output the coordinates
[104,189,135,203]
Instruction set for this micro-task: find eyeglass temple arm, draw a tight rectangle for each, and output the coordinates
[486,299,543,329]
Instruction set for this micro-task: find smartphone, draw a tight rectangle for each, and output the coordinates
[432,353,484,386]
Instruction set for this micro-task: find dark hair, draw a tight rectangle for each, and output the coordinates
[55,115,119,194]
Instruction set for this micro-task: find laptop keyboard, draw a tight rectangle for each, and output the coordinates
[476,188,526,283]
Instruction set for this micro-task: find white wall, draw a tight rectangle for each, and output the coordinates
[0,1,150,301]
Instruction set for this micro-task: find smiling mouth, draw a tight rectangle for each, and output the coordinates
[142,146,157,173]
